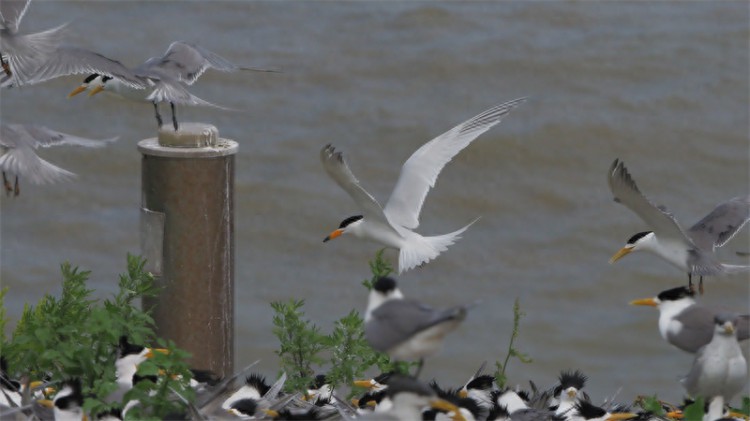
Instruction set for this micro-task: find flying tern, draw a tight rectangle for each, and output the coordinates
[630,286,749,353]
[69,40,278,131]
[607,159,750,292]
[680,313,747,404]
[321,97,526,273]
[0,123,117,196]
[364,276,471,375]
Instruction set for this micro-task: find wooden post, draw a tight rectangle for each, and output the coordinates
[138,123,237,378]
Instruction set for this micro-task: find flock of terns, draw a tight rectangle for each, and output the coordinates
[2,0,749,420]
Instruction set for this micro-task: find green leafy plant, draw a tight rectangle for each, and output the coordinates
[681,397,705,421]
[2,254,195,419]
[634,395,666,417]
[362,249,394,290]
[494,298,533,388]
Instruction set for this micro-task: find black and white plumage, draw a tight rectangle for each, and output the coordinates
[69,41,278,131]
[630,286,750,353]
[355,375,461,421]
[608,159,750,291]
[0,123,117,196]
[321,97,527,273]
[681,313,747,404]
[50,379,85,421]
[364,277,470,362]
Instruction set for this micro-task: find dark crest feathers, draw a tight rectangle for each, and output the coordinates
[373,276,398,294]
[657,286,694,302]
[339,215,363,229]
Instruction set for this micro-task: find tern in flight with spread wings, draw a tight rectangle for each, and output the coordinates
[608,159,750,292]
[68,40,278,131]
[321,97,526,273]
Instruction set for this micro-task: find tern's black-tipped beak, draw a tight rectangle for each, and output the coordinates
[323,229,343,243]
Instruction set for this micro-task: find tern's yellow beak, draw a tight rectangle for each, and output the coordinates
[145,348,170,358]
[665,410,683,419]
[67,85,88,98]
[607,413,637,421]
[431,399,466,421]
[609,246,633,264]
[629,297,658,307]
[458,389,468,398]
[323,229,343,243]
[87,85,105,97]
[263,409,279,418]
[37,399,54,408]
[353,379,374,389]
[724,323,735,335]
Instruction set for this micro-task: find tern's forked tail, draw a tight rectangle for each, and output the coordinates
[398,218,479,273]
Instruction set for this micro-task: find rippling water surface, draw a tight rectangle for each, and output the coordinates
[2,1,748,403]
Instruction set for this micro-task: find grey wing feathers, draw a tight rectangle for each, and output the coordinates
[320,144,388,221]
[608,159,694,245]
[688,196,750,251]
[383,97,526,229]
[365,299,466,352]
[0,0,30,32]
[28,46,146,89]
[145,75,231,109]
[19,125,118,148]
[671,305,716,352]
[148,41,241,85]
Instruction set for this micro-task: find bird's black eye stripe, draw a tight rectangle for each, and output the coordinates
[118,336,145,357]
[102,76,113,82]
[626,231,652,244]
[83,74,99,83]
[339,215,363,228]
[373,276,398,293]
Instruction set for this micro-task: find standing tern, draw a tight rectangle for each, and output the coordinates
[607,159,750,292]
[0,123,117,196]
[364,276,471,375]
[680,313,747,404]
[68,41,279,131]
[629,286,750,353]
[321,97,526,273]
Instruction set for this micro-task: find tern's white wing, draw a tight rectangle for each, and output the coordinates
[320,144,389,224]
[608,159,695,247]
[145,41,241,85]
[0,23,66,87]
[383,97,526,229]
[687,196,750,252]
[0,125,75,184]
[28,45,146,88]
[143,73,231,109]
[0,0,30,33]
[9,124,118,149]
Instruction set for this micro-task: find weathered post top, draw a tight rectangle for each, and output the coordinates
[138,123,237,378]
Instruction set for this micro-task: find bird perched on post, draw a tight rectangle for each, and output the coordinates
[629,286,749,353]
[364,276,472,377]
[321,97,526,273]
[0,123,117,196]
[607,158,750,293]
[68,41,279,131]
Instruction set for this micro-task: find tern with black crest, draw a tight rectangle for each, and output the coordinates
[607,159,750,292]
[322,97,526,273]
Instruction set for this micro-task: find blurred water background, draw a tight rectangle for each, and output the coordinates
[1,1,748,404]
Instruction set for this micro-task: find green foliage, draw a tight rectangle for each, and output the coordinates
[2,254,195,419]
[271,299,326,393]
[682,397,704,421]
[740,396,750,416]
[635,395,666,416]
[0,287,8,349]
[494,298,532,388]
[361,249,393,290]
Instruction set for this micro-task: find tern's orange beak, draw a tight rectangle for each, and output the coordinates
[458,389,468,398]
[68,85,87,98]
[609,246,633,263]
[87,85,105,97]
[665,410,683,419]
[323,229,343,243]
[145,348,170,358]
[37,399,54,408]
[353,379,374,389]
[607,413,637,421]
[629,297,658,307]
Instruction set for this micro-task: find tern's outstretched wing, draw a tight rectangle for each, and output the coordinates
[608,159,694,247]
[28,46,146,89]
[11,124,118,149]
[0,0,30,33]
[383,97,526,229]
[1,23,66,88]
[0,125,75,184]
[320,144,389,224]
[144,73,232,109]
[687,196,750,251]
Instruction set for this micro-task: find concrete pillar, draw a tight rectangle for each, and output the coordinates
[138,123,237,378]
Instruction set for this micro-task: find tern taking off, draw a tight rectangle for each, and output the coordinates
[68,41,278,131]
[607,159,750,292]
[321,97,526,273]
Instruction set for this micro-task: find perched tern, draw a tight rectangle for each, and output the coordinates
[0,123,117,196]
[607,159,750,292]
[36,379,85,421]
[680,313,747,404]
[321,97,526,273]
[110,336,168,404]
[630,286,750,353]
[69,41,278,131]
[364,277,471,372]
[355,374,463,421]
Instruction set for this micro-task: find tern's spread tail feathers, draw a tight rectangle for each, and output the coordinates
[398,218,478,273]
[721,264,750,275]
